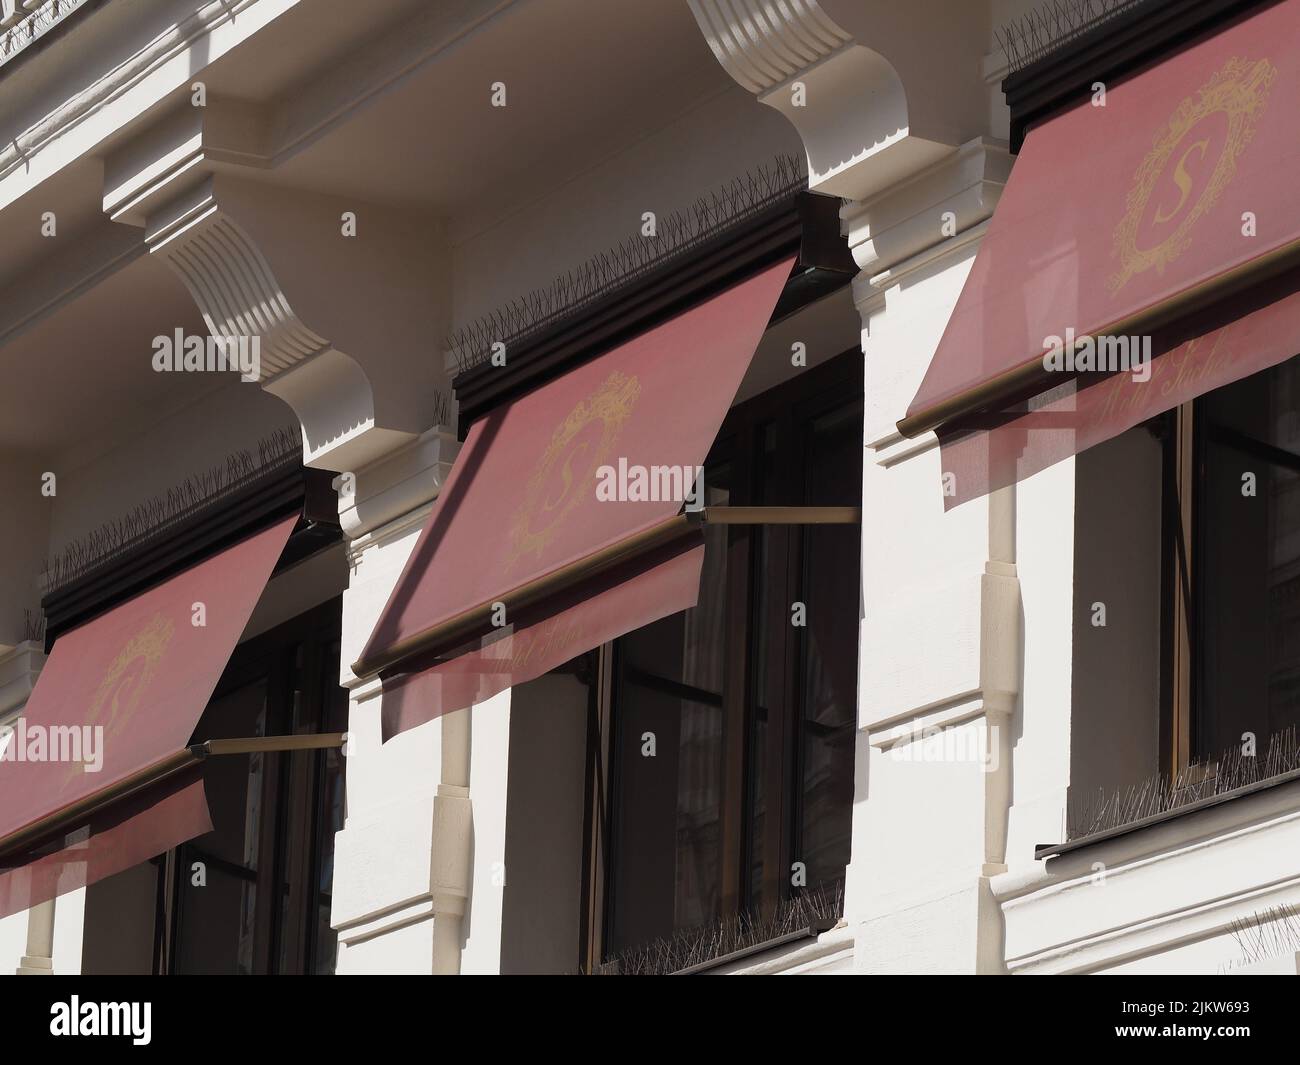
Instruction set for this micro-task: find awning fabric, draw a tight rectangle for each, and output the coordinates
[0,515,296,919]
[903,0,1300,505]
[358,257,796,740]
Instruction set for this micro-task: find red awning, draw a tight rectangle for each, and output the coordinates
[901,0,1300,504]
[357,257,796,739]
[0,515,296,918]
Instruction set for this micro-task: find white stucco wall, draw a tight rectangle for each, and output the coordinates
[9,0,1297,980]
[448,87,802,336]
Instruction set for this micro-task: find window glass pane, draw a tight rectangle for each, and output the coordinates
[312,642,349,975]
[1198,356,1300,760]
[602,355,864,961]
[165,601,345,975]
[795,403,861,893]
[175,677,268,975]
[606,469,730,955]
[746,422,780,912]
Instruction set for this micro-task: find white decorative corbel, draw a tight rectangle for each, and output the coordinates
[103,102,450,474]
[688,0,992,203]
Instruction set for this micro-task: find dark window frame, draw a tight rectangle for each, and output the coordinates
[1162,362,1300,775]
[153,598,347,975]
[581,349,863,969]
[1043,358,1300,860]
[1160,400,1198,777]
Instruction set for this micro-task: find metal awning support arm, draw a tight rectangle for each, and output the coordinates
[195,733,348,757]
[692,506,861,525]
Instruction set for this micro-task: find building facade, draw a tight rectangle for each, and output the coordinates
[1,0,1298,975]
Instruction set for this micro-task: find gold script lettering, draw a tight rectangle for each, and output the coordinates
[1153,138,1209,225]
[541,440,589,517]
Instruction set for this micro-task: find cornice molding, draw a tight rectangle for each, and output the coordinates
[842,137,1011,277]
[0,0,273,211]
[0,0,515,218]
[336,428,459,544]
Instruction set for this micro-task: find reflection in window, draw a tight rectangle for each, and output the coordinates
[169,604,347,974]
[603,352,862,961]
[174,679,267,976]
[607,475,730,954]
[1198,357,1300,759]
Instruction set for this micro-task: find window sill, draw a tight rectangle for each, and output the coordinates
[996,774,1300,973]
[1035,764,1300,861]
[673,918,843,975]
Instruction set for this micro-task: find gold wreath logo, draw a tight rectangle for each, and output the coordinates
[1109,56,1275,294]
[58,612,174,784]
[87,613,175,742]
[506,371,640,567]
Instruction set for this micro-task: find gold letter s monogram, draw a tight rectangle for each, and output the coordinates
[541,440,588,517]
[1153,137,1210,225]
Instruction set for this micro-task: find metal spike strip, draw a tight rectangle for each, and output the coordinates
[1228,903,1300,967]
[444,154,808,375]
[996,0,1147,74]
[1066,726,1300,839]
[590,881,842,976]
[39,425,305,594]
[22,607,45,644]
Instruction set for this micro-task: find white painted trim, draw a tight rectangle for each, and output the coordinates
[867,692,985,747]
[0,0,296,214]
[0,640,45,717]
[713,923,855,975]
[869,430,938,466]
[0,0,93,66]
[996,779,1300,973]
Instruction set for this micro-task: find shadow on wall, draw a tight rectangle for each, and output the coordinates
[1069,426,1164,806]
[498,669,589,974]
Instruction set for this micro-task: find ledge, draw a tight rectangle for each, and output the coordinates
[674,919,840,975]
[703,922,853,975]
[1036,765,1300,860]
[996,775,1300,974]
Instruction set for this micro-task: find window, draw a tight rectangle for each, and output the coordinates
[157,600,347,975]
[1066,355,1300,841]
[591,350,862,965]
[1165,355,1300,772]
